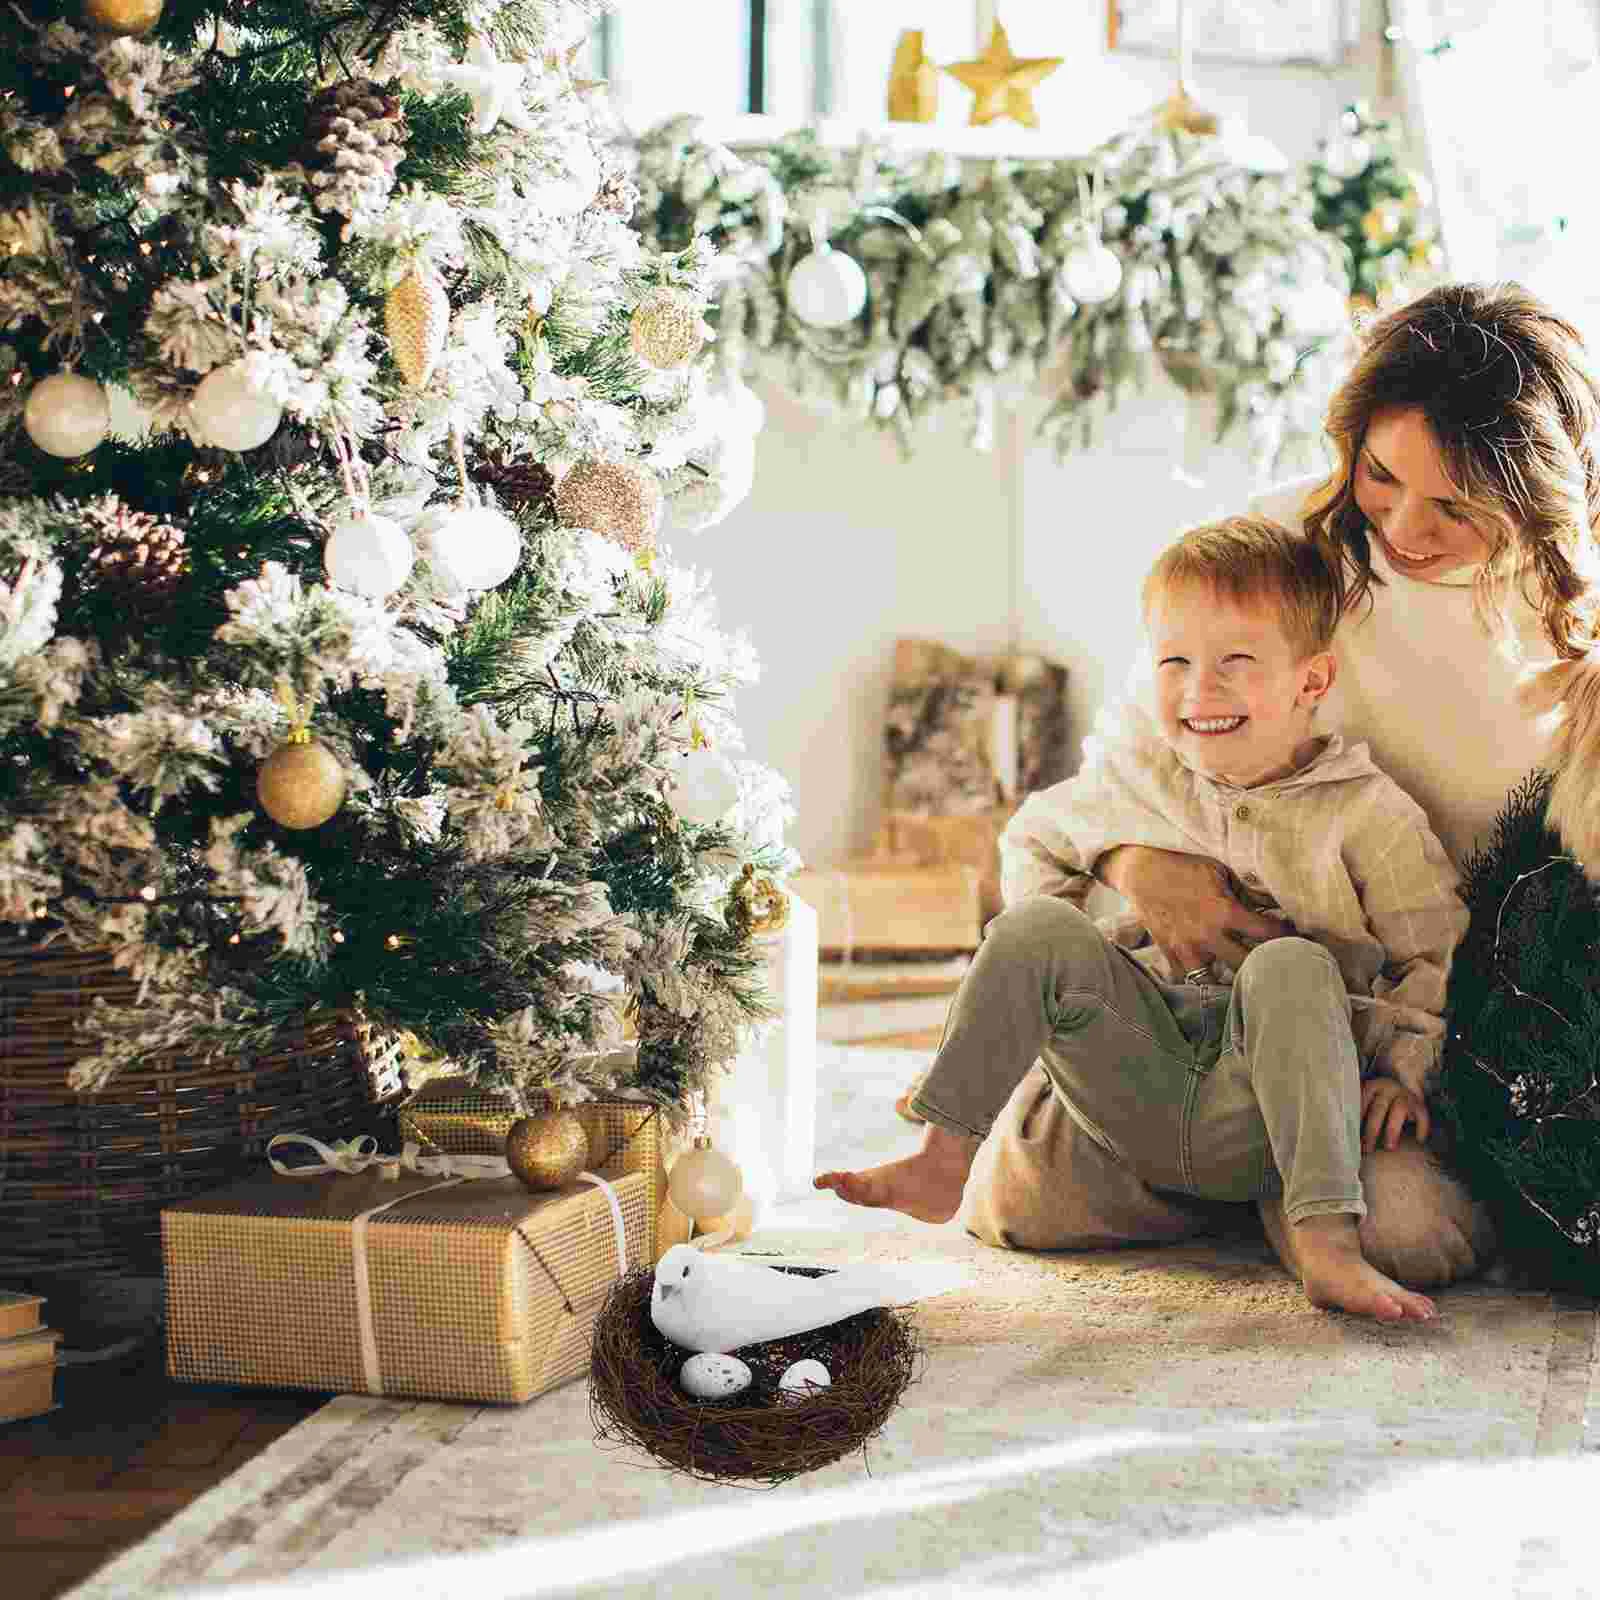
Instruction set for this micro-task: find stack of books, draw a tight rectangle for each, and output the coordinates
[0,1289,60,1423]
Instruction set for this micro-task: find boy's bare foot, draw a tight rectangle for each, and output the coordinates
[814,1123,979,1224]
[1293,1213,1438,1323]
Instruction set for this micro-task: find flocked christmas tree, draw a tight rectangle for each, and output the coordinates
[0,0,795,1130]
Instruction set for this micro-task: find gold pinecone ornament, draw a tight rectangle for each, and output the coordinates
[628,287,707,371]
[385,264,450,390]
[81,495,188,610]
[302,79,407,234]
[554,457,663,555]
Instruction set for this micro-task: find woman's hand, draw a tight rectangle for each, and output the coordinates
[1097,845,1288,975]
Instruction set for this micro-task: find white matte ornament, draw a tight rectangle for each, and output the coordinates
[670,747,740,827]
[324,509,414,598]
[190,360,283,452]
[429,505,523,591]
[23,372,109,457]
[786,246,868,329]
[1322,134,1373,181]
[1060,238,1124,306]
[666,1139,743,1222]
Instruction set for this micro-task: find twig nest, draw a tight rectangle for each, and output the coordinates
[554,457,663,555]
[589,1263,926,1487]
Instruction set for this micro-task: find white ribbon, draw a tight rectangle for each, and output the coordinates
[266,1132,627,1397]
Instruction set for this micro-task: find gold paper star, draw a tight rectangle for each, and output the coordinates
[943,21,1062,130]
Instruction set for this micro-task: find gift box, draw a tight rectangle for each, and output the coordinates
[397,1079,687,1263]
[163,1166,649,1405]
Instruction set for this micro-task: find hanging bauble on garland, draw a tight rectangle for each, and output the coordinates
[23,371,109,458]
[506,1110,590,1191]
[629,286,708,371]
[385,263,450,390]
[786,244,868,329]
[324,506,414,598]
[428,503,523,592]
[189,359,283,452]
[554,456,663,555]
[1319,133,1373,182]
[1059,233,1123,306]
[81,0,163,36]
[257,689,347,831]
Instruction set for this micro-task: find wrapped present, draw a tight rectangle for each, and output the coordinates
[397,1079,688,1262]
[163,1145,650,1405]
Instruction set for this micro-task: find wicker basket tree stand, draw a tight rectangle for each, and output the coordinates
[0,938,401,1286]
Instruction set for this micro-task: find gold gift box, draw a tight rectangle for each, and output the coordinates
[398,1079,689,1263]
[163,1167,649,1405]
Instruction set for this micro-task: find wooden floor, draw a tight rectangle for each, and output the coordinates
[2,1023,943,1599]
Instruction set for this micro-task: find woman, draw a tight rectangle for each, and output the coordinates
[908,282,1600,1289]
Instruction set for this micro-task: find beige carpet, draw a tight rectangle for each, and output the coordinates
[69,1047,1600,1600]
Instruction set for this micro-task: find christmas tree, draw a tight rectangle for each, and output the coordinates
[1436,769,1600,1295]
[0,0,794,1129]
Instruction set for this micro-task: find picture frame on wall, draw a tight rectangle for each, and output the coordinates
[1106,1,1364,67]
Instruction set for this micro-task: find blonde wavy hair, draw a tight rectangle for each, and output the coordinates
[1299,281,1600,871]
[1142,515,1345,662]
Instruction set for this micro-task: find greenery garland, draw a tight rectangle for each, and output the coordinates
[629,114,1361,477]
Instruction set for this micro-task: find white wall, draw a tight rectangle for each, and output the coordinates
[678,15,1375,872]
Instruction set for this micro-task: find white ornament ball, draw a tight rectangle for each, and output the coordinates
[1060,239,1124,306]
[1283,279,1352,338]
[190,359,283,452]
[324,510,415,599]
[777,1359,832,1405]
[666,1142,743,1222]
[1322,135,1373,182]
[678,1352,753,1401]
[670,746,741,827]
[23,372,109,458]
[429,505,523,591]
[786,246,868,329]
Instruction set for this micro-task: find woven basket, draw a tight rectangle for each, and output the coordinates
[0,937,405,1282]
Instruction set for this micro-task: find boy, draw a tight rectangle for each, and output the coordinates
[817,517,1467,1324]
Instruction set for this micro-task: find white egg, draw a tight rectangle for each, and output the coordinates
[678,1351,753,1401]
[777,1358,831,1404]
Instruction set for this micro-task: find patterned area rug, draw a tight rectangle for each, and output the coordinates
[68,1046,1600,1600]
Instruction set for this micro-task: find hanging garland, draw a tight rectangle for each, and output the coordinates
[629,115,1357,474]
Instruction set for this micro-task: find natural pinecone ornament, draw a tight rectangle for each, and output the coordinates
[80,494,188,608]
[592,163,640,219]
[475,453,556,513]
[302,79,407,236]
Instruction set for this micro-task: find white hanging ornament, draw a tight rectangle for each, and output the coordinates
[385,264,450,390]
[23,371,110,458]
[1060,229,1123,306]
[786,244,868,330]
[324,507,415,598]
[1321,134,1374,182]
[190,359,283,452]
[670,744,741,827]
[667,1136,744,1223]
[428,503,523,592]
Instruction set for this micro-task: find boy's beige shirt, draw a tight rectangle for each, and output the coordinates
[1001,718,1468,1102]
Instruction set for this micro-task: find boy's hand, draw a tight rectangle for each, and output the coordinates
[1360,1077,1430,1154]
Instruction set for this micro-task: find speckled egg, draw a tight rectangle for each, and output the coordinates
[777,1358,831,1404]
[678,1351,753,1400]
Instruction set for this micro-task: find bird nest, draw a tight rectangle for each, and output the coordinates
[588,1261,927,1488]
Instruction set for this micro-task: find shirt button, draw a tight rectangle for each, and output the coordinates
[1234,803,1251,821]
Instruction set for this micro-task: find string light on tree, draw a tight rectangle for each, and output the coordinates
[80,0,163,36]
[189,359,283,452]
[23,371,109,458]
[256,684,347,830]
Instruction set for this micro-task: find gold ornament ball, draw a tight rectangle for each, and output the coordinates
[628,287,706,371]
[256,740,347,830]
[666,1136,743,1222]
[82,0,163,35]
[506,1110,591,1190]
[554,457,663,555]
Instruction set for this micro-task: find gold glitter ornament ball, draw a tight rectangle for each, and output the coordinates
[82,0,163,34]
[506,1110,591,1190]
[256,739,347,830]
[554,457,663,554]
[628,287,706,371]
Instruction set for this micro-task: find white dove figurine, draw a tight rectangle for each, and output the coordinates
[649,1245,971,1354]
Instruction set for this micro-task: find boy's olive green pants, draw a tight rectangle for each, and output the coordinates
[908,897,1367,1227]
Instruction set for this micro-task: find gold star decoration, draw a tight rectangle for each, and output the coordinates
[943,20,1062,130]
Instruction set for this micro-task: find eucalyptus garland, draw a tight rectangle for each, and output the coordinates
[629,115,1357,475]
